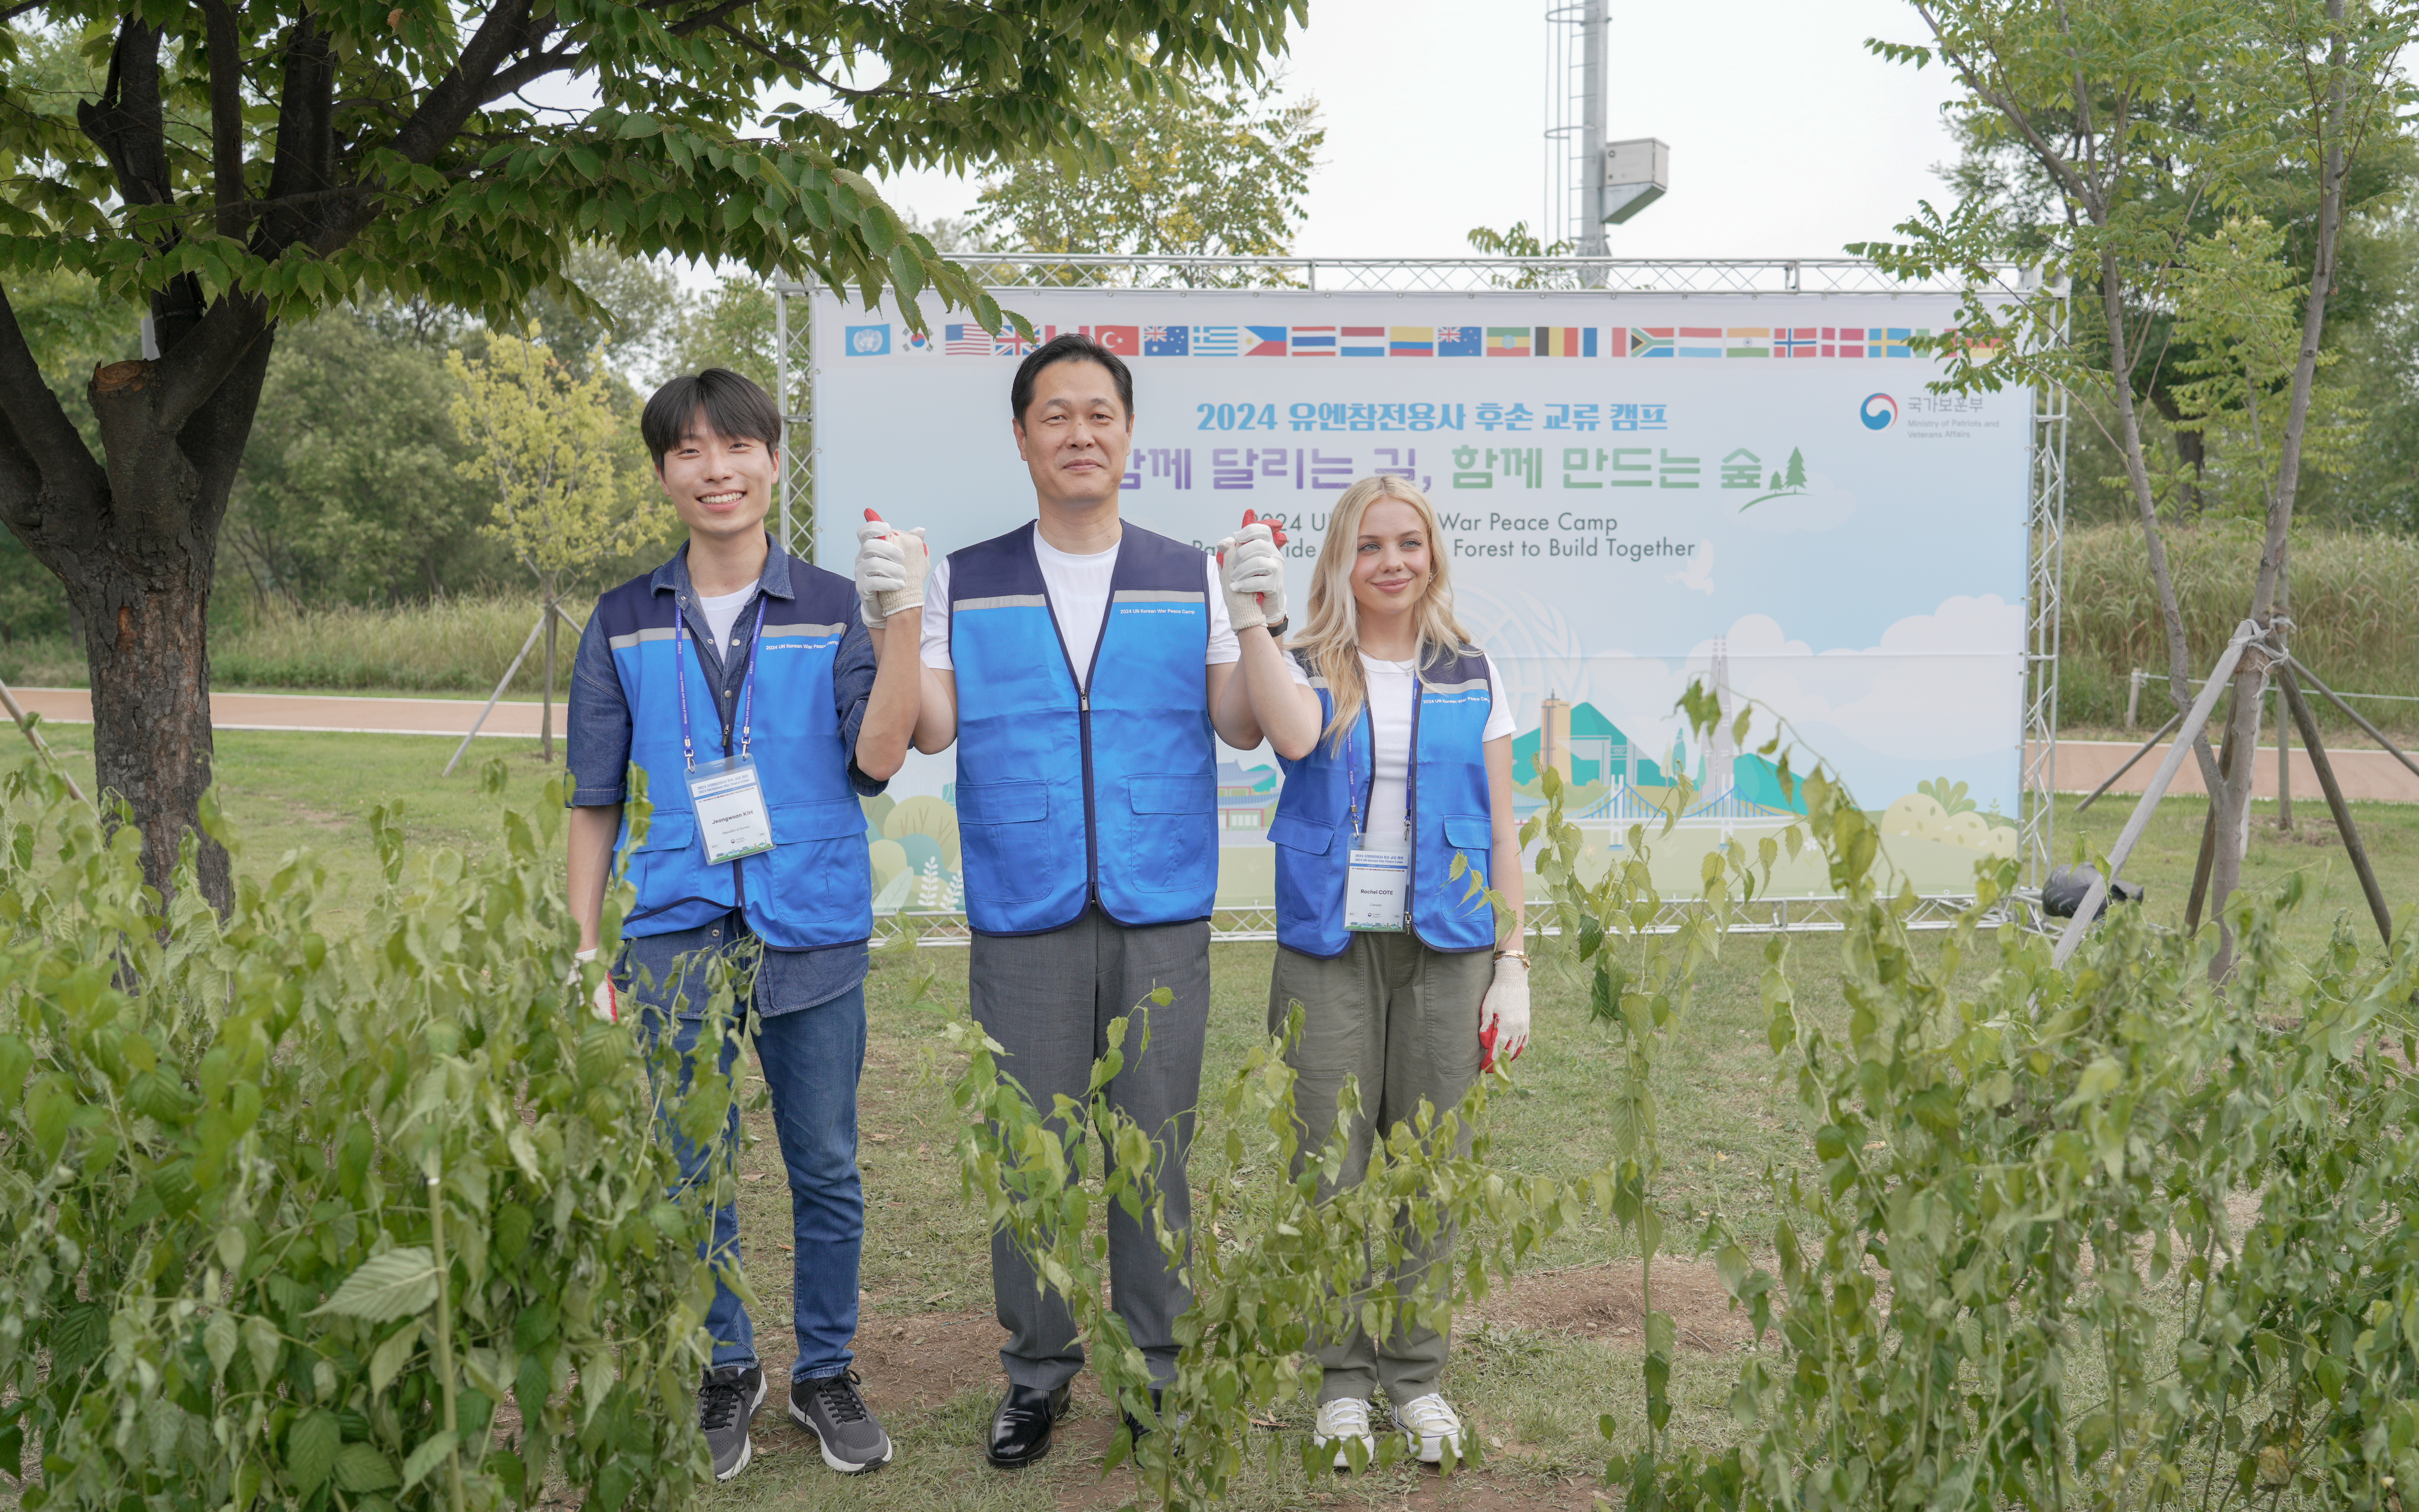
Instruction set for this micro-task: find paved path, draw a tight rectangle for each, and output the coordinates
[2036,738,2419,804]
[14,688,2417,803]
[9,687,554,738]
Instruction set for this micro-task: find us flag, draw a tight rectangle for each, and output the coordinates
[944,324,994,356]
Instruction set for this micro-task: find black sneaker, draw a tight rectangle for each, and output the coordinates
[791,1369,894,1473]
[698,1364,767,1481]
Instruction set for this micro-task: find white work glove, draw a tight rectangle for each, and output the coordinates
[854,517,929,628]
[1481,954,1530,1066]
[1214,522,1287,633]
[570,947,619,1024]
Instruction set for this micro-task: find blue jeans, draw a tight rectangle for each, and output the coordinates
[628,959,867,1382]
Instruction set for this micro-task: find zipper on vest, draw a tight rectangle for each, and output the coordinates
[1033,551,1103,911]
[1406,669,1423,945]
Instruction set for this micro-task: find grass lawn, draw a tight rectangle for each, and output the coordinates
[12,729,2417,1509]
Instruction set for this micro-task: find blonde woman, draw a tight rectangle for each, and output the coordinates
[1212,475,1528,1469]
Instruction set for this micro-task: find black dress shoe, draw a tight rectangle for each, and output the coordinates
[1121,1387,1165,1446]
[986,1382,1071,1469]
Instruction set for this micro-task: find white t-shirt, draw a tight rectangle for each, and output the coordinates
[696,585,754,653]
[1286,650,1517,847]
[921,536,1239,690]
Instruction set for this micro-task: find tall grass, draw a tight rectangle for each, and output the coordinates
[0,594,582,694]
[2059,523,2419,735]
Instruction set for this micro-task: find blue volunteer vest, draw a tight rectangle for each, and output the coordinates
[948,522,1217,935]
[1268,644,1499,958]
[593,554,871,949]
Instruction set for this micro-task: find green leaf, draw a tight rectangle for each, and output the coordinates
[310,1248,440,1322]
[400,1428,458,1490]
[332,1441,400,1493]
[205,1310,239,1380]
[368,1320,419,1393]
[618,113,661,139]
[286,1410,340,1493]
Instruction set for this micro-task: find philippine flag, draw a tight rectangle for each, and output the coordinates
[1142,325,1189,357]
[1244,326,1288,357]
[1437,326,1481,357]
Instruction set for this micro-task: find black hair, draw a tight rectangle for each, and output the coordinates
[1009,333,1133,426]
[641,368,782,469]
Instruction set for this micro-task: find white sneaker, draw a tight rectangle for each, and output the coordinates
[1392,1392,1465,1464]
[1313,1397,1377,1470]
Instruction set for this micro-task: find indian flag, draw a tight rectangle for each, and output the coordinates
[1722,327,1771,358]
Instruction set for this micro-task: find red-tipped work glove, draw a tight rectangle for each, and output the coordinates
[1213,514,1287,632]
[571,948,619,1024]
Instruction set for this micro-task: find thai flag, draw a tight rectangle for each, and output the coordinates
[944,324,993,357]
[1142,325,1189,357]
[1244,326,1287,356]
[1340,326,1386,357]
[1290,327,1337,356]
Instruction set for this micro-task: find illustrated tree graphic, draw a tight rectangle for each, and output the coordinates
[1783,447,1808,489]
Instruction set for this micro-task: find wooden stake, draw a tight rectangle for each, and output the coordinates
[0,677,89,804]
[2279,665,2392,946]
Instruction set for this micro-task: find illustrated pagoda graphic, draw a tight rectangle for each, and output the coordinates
[1512,637,1803,830]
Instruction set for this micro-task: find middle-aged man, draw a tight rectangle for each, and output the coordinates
[565,368,924,1483]
[858,334,1265,1468]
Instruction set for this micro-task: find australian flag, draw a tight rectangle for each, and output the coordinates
[1143,324,1189,357]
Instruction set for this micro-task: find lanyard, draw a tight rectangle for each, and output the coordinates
[674,593,768,770]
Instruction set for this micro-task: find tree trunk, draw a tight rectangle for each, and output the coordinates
[541,585,558,764]
[0,300,275,915]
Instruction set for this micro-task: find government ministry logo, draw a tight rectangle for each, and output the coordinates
[1860,393,1898,430]
[845,324,890,355]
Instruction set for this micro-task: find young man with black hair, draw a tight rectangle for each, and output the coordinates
[857,335,1264,1467]
[565,368,924,1481]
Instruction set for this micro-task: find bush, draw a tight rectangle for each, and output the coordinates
[1616,754,2419,1509]
[0,759,725,1512]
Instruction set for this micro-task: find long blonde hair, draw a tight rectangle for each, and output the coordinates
[1286,474,1476,750]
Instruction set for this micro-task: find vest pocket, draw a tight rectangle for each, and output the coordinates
[756,801,871,940]
[1267,815,1337,854]
[623,811,700,917]
[956,780,1054,903]
[1125,773,1213,893]
[1439,815,1496,883]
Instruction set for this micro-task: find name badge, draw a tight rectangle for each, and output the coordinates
[1344,836,1409,932]
[687,756,775,864]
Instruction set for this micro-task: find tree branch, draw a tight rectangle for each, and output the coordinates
[259,9,336,259]
[0,279,107,530]
[149,292,272,437]
[75,17,173,212]
[199,0,249,242]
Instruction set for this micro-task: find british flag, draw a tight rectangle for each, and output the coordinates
[992,328,1035,357]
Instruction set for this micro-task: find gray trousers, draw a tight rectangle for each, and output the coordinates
[971,907,1211,1392]
[1270,932,1490,1404]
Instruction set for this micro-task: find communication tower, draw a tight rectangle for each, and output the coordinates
[1544,2,1669,256]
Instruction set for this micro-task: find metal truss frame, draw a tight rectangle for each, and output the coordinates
[771,254,2067,940]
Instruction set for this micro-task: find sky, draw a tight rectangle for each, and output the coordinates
[865,0,1968,265]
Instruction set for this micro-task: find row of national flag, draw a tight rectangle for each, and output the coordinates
[891,322,1957,359]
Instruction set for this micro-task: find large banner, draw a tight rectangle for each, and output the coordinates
[810,288,2030,910]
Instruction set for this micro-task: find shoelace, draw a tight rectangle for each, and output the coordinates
[810,1371,869,1424]
[698,1372,751,1431]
